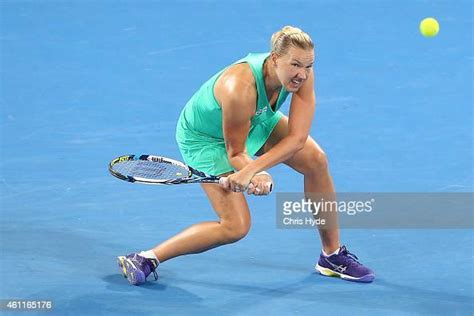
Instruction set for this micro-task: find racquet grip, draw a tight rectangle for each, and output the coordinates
[247,182,273,193]
[218,177,228,187]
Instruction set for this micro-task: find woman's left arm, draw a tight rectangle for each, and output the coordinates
[228,72,316,189]
[247,72,315,171]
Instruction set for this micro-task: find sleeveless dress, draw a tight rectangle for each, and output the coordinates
[175,52,290,176]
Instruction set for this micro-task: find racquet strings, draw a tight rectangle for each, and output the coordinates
[112,159,189,181]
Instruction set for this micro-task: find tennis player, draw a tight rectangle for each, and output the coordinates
[118,26,374,284]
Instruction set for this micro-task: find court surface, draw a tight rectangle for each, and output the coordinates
[1,1,473,315]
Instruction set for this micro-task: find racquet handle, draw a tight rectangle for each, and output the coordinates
[218,177,229,187]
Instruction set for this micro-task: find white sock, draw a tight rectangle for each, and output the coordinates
[322,247,340,257]
[139,250,160,264]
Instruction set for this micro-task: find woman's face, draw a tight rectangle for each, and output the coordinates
[272,46,314,92]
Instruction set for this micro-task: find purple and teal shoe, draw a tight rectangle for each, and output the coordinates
[315,246,375,283]
[117,253,159,285]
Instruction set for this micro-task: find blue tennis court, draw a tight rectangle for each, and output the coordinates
[1,1,472,315]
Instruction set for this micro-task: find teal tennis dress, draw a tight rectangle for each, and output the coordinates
[176,52,290,176]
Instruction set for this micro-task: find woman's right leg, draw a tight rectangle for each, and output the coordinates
[150,181,251,263]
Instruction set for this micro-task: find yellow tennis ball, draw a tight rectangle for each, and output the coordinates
[420,17,440,37]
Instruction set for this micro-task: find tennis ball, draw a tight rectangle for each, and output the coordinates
[419,17,439,37]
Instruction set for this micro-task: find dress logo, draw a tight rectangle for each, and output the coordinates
[255,106,268,116]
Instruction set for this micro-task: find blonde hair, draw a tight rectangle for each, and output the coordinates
[271,25,314,56]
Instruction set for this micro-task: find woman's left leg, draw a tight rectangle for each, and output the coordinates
[257,115,340,254]
[258,115,375,282]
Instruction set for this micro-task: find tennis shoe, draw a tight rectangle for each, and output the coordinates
[315,246,374,283]
[117,253,159,285]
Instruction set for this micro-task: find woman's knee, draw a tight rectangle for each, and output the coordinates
[220,217,251,244]
[201,176,251,244]
[314,148,329,171]
[303,144,330,176]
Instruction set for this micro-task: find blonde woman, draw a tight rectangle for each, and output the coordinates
[118,26,374,284]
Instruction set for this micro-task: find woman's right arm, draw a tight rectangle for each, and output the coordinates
[214,65,258,181]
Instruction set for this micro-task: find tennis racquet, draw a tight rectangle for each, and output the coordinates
[108,154,225,185]
[108,154,272,193]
